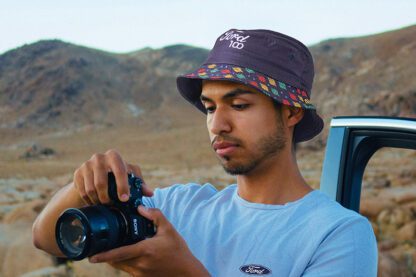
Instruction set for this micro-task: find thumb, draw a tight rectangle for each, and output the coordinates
[138,206,170,230]
[141,182,154,197]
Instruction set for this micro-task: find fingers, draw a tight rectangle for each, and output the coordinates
[94,164,111,204]
[73,149,144,205]
[73,149,153,205]
[128,164,154,197]
[73,169,92,205]
[127,164,143,178]
[84,168,99,204]
[138,206,170,231]
[141,185,154,197]
[106,149,130,202]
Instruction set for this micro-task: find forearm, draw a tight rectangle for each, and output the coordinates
[32,182,85,256]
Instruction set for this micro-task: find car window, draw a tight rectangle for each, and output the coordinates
[361,147,416,275]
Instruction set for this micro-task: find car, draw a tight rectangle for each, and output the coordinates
[320,116,416,212]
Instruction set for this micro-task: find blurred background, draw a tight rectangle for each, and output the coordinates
[0,0,415,276]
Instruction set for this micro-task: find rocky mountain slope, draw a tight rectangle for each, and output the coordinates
[0,25,415,276]
[310,25,416,143]
[0,25,415,139]
[0,41,208,129]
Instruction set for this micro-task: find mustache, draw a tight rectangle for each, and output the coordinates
[211,134,243,146]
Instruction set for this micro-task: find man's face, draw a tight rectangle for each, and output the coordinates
[200,80,288,175]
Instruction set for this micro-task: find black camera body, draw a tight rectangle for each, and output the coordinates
[107,173,155,242]
[55,173,155,260]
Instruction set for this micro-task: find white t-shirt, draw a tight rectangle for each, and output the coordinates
[143,184,378,277]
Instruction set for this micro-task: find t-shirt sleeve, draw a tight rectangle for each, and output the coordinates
[302,215,378,277]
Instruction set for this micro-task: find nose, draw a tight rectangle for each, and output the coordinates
[207,107,232,136]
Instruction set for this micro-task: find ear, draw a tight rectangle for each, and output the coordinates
[285,106,304,128]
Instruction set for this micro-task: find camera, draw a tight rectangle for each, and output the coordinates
[55,172,156,260]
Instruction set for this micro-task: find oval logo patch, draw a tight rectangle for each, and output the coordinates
[240,264,271,275]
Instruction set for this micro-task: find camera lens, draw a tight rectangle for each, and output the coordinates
[58,215,87,257]
[55,173,155,260]
[56,206,126,260]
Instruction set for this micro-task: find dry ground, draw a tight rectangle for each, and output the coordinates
[1,118,415,276]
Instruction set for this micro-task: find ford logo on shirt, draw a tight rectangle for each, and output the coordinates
[240,264,271,275]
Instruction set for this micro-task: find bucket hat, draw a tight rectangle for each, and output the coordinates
[176,29,324,142]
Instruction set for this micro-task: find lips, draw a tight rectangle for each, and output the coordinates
[213,141,239,156]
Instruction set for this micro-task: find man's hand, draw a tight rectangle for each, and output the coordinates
[89,206,210,277]
[73,149,153,205]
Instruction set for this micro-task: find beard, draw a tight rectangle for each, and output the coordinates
[216,125,287,175]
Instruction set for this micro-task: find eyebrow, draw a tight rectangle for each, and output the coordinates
[200,88,256,102]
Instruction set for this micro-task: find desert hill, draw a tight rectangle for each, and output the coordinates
[0,25,416,276]
[0,26,415,140]
[311,24,416,133]
[0,40,208,129]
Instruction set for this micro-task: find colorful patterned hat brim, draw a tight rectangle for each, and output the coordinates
[177,63,324,143]
[184,63,316,110]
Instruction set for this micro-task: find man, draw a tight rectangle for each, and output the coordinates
[33,29,378,276]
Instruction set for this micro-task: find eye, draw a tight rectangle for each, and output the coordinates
[205,105,216,114]
[232,104,250,110]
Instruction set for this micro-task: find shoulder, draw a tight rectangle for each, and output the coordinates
[301,190,378,276]
[305,190,376,245]
[287,190,375,245]
[306,190,370,226]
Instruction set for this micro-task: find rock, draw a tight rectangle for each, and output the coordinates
[3,199,45,224]
[378,186,416,204]
[50,174,73,187]
[23,191,43,201]
[377,207,413,238]
[19,143,56,159]
[371,221,380,239]
[372,178,391,189]
[395,190,416,204]
[400,168,416,179]
[378,207,413,227]
[378,239,398,252]
[396,221,416,241]
[0,193,19,205]
[1,223,55,277]
[377,252,410,276]
[71,259,129,277]
[409,249,416,275]
[2,187,25,203]
[403,201,416,213]
[389,243,416,263]
[20,265,67,277]
[0,204,20,221]
[360,197,394,219]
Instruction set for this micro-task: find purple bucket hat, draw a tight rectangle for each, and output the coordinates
[176,29,324,143]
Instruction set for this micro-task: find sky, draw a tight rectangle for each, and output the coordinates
[1,0,415,55]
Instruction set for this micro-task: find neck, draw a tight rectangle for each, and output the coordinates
[236,148,313,205]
